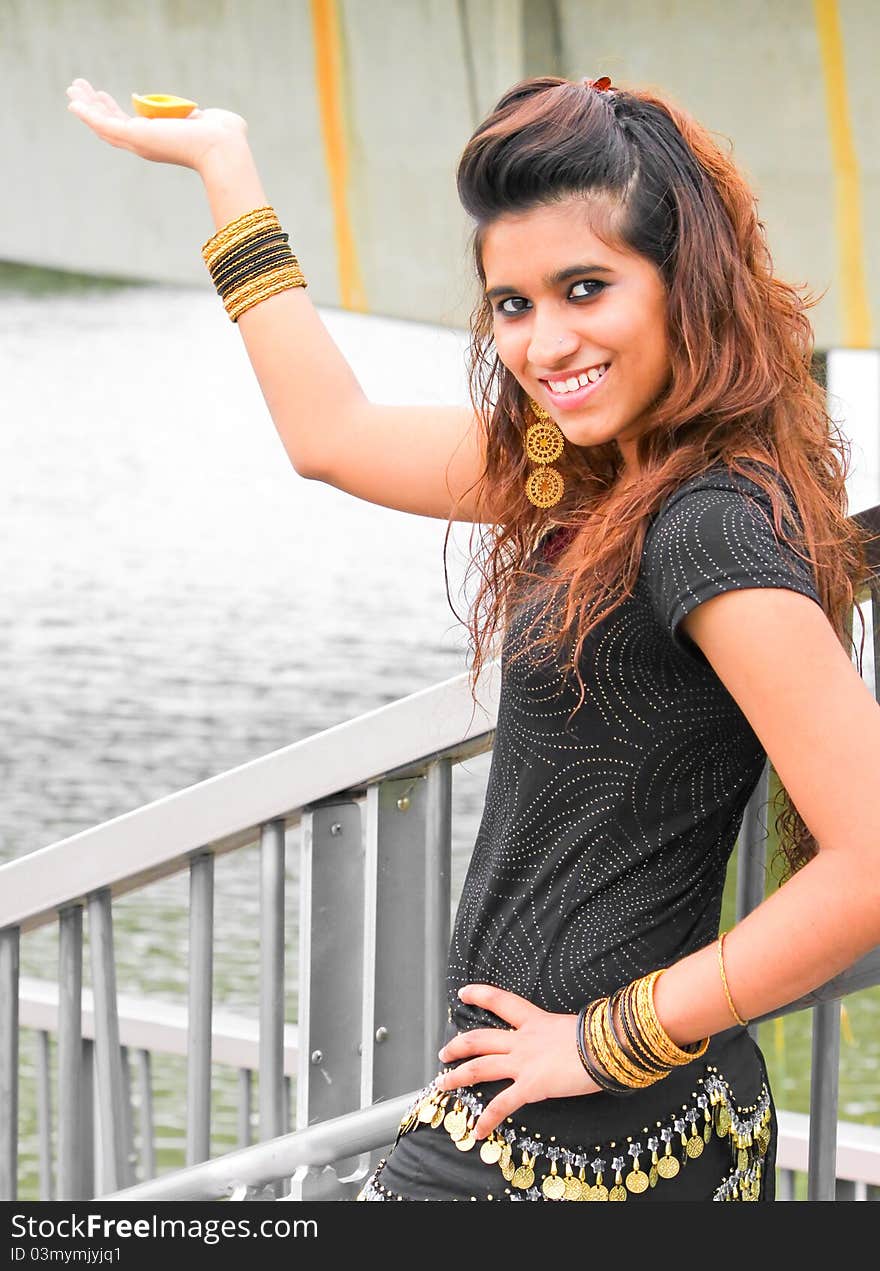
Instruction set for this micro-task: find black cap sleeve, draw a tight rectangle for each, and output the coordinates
[642,467,823,666]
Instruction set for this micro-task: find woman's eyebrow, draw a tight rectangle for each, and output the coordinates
[485,264,615,302]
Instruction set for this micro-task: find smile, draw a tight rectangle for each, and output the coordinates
[540,364,609,410]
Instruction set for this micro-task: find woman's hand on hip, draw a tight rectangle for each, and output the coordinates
[65,78,248,174]
[434,984,600,1139]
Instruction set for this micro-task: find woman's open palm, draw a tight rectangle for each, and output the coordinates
[65,78,248,173]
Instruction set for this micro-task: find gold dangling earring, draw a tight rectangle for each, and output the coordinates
[524,398,565,508]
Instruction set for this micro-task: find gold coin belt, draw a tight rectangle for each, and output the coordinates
[359,1065,772,1202]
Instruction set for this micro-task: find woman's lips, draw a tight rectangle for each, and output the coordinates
[541,368,609,410]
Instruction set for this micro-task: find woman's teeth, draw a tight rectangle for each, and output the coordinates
[547,365,609,394]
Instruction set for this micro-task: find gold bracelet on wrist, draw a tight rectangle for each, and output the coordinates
[201,206,280,266]
[717,931,749,1028]
[225,265,307,322]
[202,206,308,322]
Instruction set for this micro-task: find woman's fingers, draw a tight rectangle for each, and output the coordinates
[434,1055,513,1092]
[67,80,101,107]
[439,1026,512,1063]
[457,983,535,1029]
[472,1085,524,1139]
[67,98,133,150]
[95,90,129,120]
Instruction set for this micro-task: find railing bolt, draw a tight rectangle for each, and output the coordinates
[330,822,343,836]
[396,796,410,812]
[375,1026,389,1043]
[311,1049,324,1065]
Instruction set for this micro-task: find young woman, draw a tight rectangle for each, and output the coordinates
[65,73,880,1203]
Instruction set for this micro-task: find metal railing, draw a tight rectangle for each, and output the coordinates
[0,664,500,1201]
[2,506,879,1203]
[15,967,880,1202]
[17,976,300,1196]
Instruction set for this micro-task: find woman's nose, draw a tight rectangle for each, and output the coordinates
[527,318,579,368]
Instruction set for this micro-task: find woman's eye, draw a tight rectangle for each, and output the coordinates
[570,279,605,299]
[494,280,606,316]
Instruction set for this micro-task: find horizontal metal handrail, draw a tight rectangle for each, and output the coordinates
[752,947,880,1022]
[19,977,299,1074]
[777,1110,880,1186]
[104,1093,417,1201]
[0,664,501,935]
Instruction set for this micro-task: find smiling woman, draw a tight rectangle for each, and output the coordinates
[64,70,880,1205]
[480,203,671,470]
[354,75,880,1203]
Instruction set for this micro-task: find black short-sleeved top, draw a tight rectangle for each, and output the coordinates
[443,460,822,1142]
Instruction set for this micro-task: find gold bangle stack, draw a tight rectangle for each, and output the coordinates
[201,205,307,323]
[577,968,710,1093]
[585,998,657,1090]
[633,969,710,1066]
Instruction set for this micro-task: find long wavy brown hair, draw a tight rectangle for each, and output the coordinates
[443,75,874,884]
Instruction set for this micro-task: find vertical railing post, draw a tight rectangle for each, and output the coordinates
[81,1039,95,1197]
[57,904,84,1199]
[119,1048,135,1182]
[134,1050,155,1181]
[0,926,20,1200]
[736,763,769,924]
[293,799,363,1200]
[36,1031,54,1199]
[88,890,133,1192]
[237,1068,252,1149]
[361,764,452,1114]
[736,764,769,1044]
[259,820,286,1146]
[423,759,454,1068]
[807,999,842,1201]
[186,851,214,1166]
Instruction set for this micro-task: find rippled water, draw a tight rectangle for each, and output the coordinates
[3,266,877,1198]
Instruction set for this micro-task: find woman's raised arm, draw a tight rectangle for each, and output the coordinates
[66,79,492,524]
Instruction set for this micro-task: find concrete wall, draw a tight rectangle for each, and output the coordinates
[3,0,877,347]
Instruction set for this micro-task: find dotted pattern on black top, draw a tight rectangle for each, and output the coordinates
[447,463,822,1026]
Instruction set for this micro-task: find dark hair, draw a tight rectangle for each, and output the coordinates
[445,76,873,883]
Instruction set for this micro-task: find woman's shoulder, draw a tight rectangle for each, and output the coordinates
[647,456,805,553]
[656,456,796,516]
[641,454,821,644]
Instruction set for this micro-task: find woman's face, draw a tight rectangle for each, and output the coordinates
[480,198,671,478]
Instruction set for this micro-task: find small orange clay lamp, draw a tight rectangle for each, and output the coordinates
[131,93,198,119]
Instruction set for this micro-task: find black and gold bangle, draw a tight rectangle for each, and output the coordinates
[215,249,299,300]
[575,1002,630,1094]
[610,986,669,1081]
[585,999,639,1094]
[225,265,307,322]
[593,997,659,1089]
[615,983,670,1078]
[634,971,710,1067]
[201,206,281,268]
[209,230,290,283]
[202,206,308,322]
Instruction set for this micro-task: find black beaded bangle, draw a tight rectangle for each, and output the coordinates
[613,985,669,1078]
[216,249,298,300]
[605,991,667,1087]
[210,230,291,283]
[212,237,292,282]
[576,1001,632,1094]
